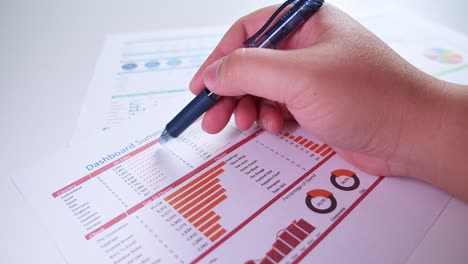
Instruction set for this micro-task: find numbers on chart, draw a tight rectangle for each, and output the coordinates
[175,223,187,232]
[197,241,209,251]
[151,201,209,252]
[113,165,150,196]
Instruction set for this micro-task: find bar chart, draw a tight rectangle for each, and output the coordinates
[245,219,316,264]
[164,162,228,242]
[279,131,334,157]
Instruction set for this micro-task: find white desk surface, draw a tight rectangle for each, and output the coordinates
[1,0,467,263]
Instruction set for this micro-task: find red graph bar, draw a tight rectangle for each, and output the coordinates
[193,211,216,228]
[321,147,333,157]
[188,194,227,223]
[287,224,307,240]
[204,223,221,237]
[164,162,225,203]
[260,258,274,264]
[199,215,221,233]
[282,132,290,137]
[174,178,220,210]
[288,135,295,140]
[293,136,303,143]
[309,143,319,151]
[183,188,225,218]
[299,138,308,145]
[177,184,222,214]
[210,228,226,242]
[314,144,328,154]
[167,168,224,206]
[297,219,315,234]
[273,240,293,255]
[266,249,284,262]
[304,141,313,148]
[279,231,300,248]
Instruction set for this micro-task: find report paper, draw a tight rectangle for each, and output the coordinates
[74,27,225,140]
[12,117,450,264]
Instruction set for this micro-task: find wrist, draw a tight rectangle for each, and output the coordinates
[390,73,448,179]
[395,73,468,199]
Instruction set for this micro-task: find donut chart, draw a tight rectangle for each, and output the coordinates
[167,59,182,66]
[121,63,138,70]
[330,169,360,191]
[145,61,161,68]
[305,189,337,214]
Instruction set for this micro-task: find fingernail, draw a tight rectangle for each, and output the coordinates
[262,118,272,132]
[204,58,223,89]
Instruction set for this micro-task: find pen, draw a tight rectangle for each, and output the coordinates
[160,0,324,143]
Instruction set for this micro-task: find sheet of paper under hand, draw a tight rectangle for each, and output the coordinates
[12,113,450,263]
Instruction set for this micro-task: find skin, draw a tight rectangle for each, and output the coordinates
[189,4,468,201]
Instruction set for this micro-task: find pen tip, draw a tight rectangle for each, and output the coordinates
[159,129,171,145]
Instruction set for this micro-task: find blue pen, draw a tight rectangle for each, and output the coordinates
[160,0,324,143]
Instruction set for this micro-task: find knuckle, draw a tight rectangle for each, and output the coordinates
[221,48,249,83]
[230,48,249,64]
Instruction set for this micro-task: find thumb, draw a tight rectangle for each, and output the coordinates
[203,47,310,105]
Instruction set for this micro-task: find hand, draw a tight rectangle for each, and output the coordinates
[189,4,468,200]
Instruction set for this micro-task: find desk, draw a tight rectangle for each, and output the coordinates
[1,0,467,263]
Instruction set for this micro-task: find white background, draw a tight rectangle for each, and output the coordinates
[1,0,467,263]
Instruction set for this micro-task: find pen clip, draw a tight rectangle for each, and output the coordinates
[243,0,299,47]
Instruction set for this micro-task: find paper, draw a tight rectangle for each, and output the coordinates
[12,10,468,264]
[74,28,225,141]
[12,115,450,264]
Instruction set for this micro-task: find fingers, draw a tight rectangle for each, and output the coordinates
[189,5,281,95]
[201,97,237,134]
[203,47,310,104]
[235,96,258,131]
[201,94,285,134]
[258,99,284,133]
[190,3,340,97]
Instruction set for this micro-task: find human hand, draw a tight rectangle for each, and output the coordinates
[189,4,456,184]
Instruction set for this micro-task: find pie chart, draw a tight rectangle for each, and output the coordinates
[330,169,360,191]
[305,189,337,214]
[424,48,463,65]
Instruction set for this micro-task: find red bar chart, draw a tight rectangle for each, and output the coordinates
[246,219,315,264]
[164,162,228,242]
[279,132,333,157]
